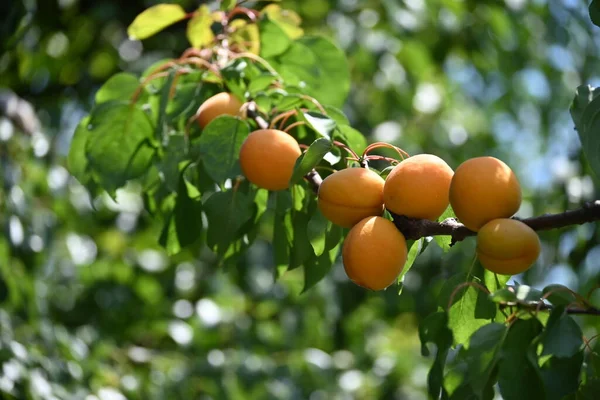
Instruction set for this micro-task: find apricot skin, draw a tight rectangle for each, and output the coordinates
[196,92,243,129]
[239,129,301,191]
[342,216,408,291]
[449,156,521,232]
[383,154,454,220]
[318,168,385,228]
[477,219,541,275]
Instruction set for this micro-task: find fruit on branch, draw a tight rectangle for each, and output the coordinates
[196,92,244,128]
[239,128,302,191]
[383,154,454,220]
[318,167,385,228]
[342,216,408,290]
[449,156,521,231]
[476,218,541,275]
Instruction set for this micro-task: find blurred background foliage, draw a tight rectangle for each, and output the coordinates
[1,0,600,399]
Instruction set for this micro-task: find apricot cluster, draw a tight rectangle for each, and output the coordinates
[449,156,540,275]
[200,92,541,286]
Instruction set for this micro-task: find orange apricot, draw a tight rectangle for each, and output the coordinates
[383,154,454,220]
[476,219,541,275]
[342,216,408,291]
[239,129,301,191]
[449,156,521,231]
[196,92,243,129]
[318,167,385,228]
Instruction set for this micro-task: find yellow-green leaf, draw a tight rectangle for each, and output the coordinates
[262,4,303,39]
[230,20,260,54]
[186,5,215,48]
[127,4,187,40]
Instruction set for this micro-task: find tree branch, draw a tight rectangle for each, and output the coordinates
[391,200,600,244]
[499,301,600,316]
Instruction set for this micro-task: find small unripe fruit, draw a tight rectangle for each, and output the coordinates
[196,92,243,128]
[318,168,385,228]
[383,154,454,220]
[239,129,301,191]
[342,216,408,291]
[477,219,541,275]
[449,156,521,231]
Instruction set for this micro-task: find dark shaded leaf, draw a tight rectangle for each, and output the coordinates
[197,116,250,184]
[204,190,255,253]
[418,311,453,399]
[541,306,583,358]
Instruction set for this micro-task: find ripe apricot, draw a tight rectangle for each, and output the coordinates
[476,219,541,275]
[383,154,454,220]
[342,216,407,291]
[449,156,521,231]
[318,167,385,228]
[196,92,243,128]
[239,129,301,191]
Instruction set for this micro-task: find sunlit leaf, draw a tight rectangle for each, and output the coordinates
[262,4,304,39]
[128,4,187,40]
[187,5,215,48]
[95,73,140,104]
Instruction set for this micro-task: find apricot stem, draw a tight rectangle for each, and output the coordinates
[270,110,297,129]
[283,121,306,133]
[333,141,360,160]
[363,142,410,160]
[364,155,400,165]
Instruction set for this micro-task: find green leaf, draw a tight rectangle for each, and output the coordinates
[445,323,507,398]
[336,124,367,155]
[590,1,600,28]
[498,319,545,400]
[439,273,498,346]
[204,190,255,253]
[95,73,140,104]
[418,311,453,399]
[489,288,518,303]
[173,164,203,249]
[259,16,291,58]
[187,5,215,48]
[397,238,423,285]
[542,284,578,307]
[289,211,315,271]
[307,209,329,257]
[220,0,236,11]
[303,112,337,138]
[247,73,278,94]
[290,137,332,184]
[322,105,349,125]
[262,4,303,39]
[270,36,350,108]
[577,378,600,400]
[540,306,583,358]
[540,351,584,400]
[302,224,342,293]
[68,116,91,184]
[155,70,176,141]
[85,102,156,191]
[197,116,250,184]
[273,191,293,277]
[127,4,187,40]
[570,85,600,177]
[434,205,456,252]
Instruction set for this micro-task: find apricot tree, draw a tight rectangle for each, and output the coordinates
[66,1,600,398]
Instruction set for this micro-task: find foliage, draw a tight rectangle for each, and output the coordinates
[2,0,600,399]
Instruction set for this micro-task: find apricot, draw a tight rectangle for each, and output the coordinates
[318,167,385,228]
[383,154,454,220]
[476,219,541,275]
[342,216,407,291]
[239,129,301,191]
[196,92,243,128]
[449,156,521,231]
